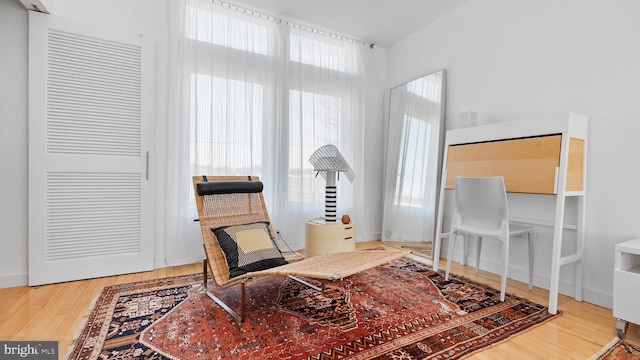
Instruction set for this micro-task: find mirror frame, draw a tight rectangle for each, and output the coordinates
[381,69,447,257]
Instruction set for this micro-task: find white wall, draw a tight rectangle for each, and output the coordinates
[361,46,388,241]
[387,0,640,308]
[8,0,631,311]
[0,0,388,287]
[0,0,30,287]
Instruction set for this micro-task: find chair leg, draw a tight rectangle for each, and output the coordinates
[204,287,245,323]
[461,234,467,266]
[445,231,457,281]
[202,258,209,290]
[475,236,483,273]
[500,239,509,302]
[288,275,323,291]
[240,283,246,322]
[200,248,247,322]
[527,231,534,289]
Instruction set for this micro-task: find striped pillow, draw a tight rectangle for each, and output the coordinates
[212,222,287,278]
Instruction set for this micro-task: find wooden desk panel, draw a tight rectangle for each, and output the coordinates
[567,138,584,192]
[444,134,585,194]
[445,135,562,194]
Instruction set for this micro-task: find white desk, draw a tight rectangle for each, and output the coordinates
[433,113,588,315]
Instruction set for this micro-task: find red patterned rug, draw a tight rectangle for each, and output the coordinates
[68,258,558,359]
[399,245,432,259]
[590,338,640,360]
[380,244,432,259]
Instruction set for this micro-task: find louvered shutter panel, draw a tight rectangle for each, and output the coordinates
[46,29,142,156]
[28,12,154,286]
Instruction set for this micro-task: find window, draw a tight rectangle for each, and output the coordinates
[395,115,431,207]
[182,1,363,222]
[189,74,264,176]
[167,0,364,254]
[288,89,342,203]
[290,33,350,73]
[185,6,270,55]
[407,76,442,102]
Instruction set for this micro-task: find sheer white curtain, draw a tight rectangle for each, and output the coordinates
[163,0,365,264]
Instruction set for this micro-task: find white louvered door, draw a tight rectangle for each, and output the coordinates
[28,12,155,285]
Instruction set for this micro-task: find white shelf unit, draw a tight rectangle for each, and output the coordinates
[614,237,640,338]
[433,112,588,315]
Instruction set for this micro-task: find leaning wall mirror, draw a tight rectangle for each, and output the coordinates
[381,69,446,258]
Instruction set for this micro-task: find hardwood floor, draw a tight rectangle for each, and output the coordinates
[1,241,637,359]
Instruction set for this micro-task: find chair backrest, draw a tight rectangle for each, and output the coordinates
[453,176,508,230]
[193,175,276,286]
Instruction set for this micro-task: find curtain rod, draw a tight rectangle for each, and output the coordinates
[208,0,375,49]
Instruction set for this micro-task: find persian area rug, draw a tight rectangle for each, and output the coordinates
[590,338,640,360]
[378,244,432,259]
[399,245,432,259]
[68,258,558,360]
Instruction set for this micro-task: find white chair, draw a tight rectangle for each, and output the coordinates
[445,176,534,301]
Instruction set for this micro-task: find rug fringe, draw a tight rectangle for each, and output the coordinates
[588,337,621,360]
[408,253,434,266]
[64,286,105,360]
[460,304,562,358]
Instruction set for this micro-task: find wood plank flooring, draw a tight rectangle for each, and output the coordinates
[0,241,637,359]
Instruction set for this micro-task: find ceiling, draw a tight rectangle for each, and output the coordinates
[226,0,469,48]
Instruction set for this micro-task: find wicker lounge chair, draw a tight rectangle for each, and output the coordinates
[193,175,408,322]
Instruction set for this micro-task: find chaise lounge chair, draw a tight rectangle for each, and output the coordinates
[193,175,408,322]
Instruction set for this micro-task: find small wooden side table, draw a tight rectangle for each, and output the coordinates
[305,217,355,257]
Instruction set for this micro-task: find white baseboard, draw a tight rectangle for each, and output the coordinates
[507,265,575,296]
[155,255,204,269]
[483,257,613,309]
[468,254,577,295]
[582,286,613,310]
[0,273,28,289]
[358,232,382,242]
[445,251,614,310]
[0,258,206,289]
